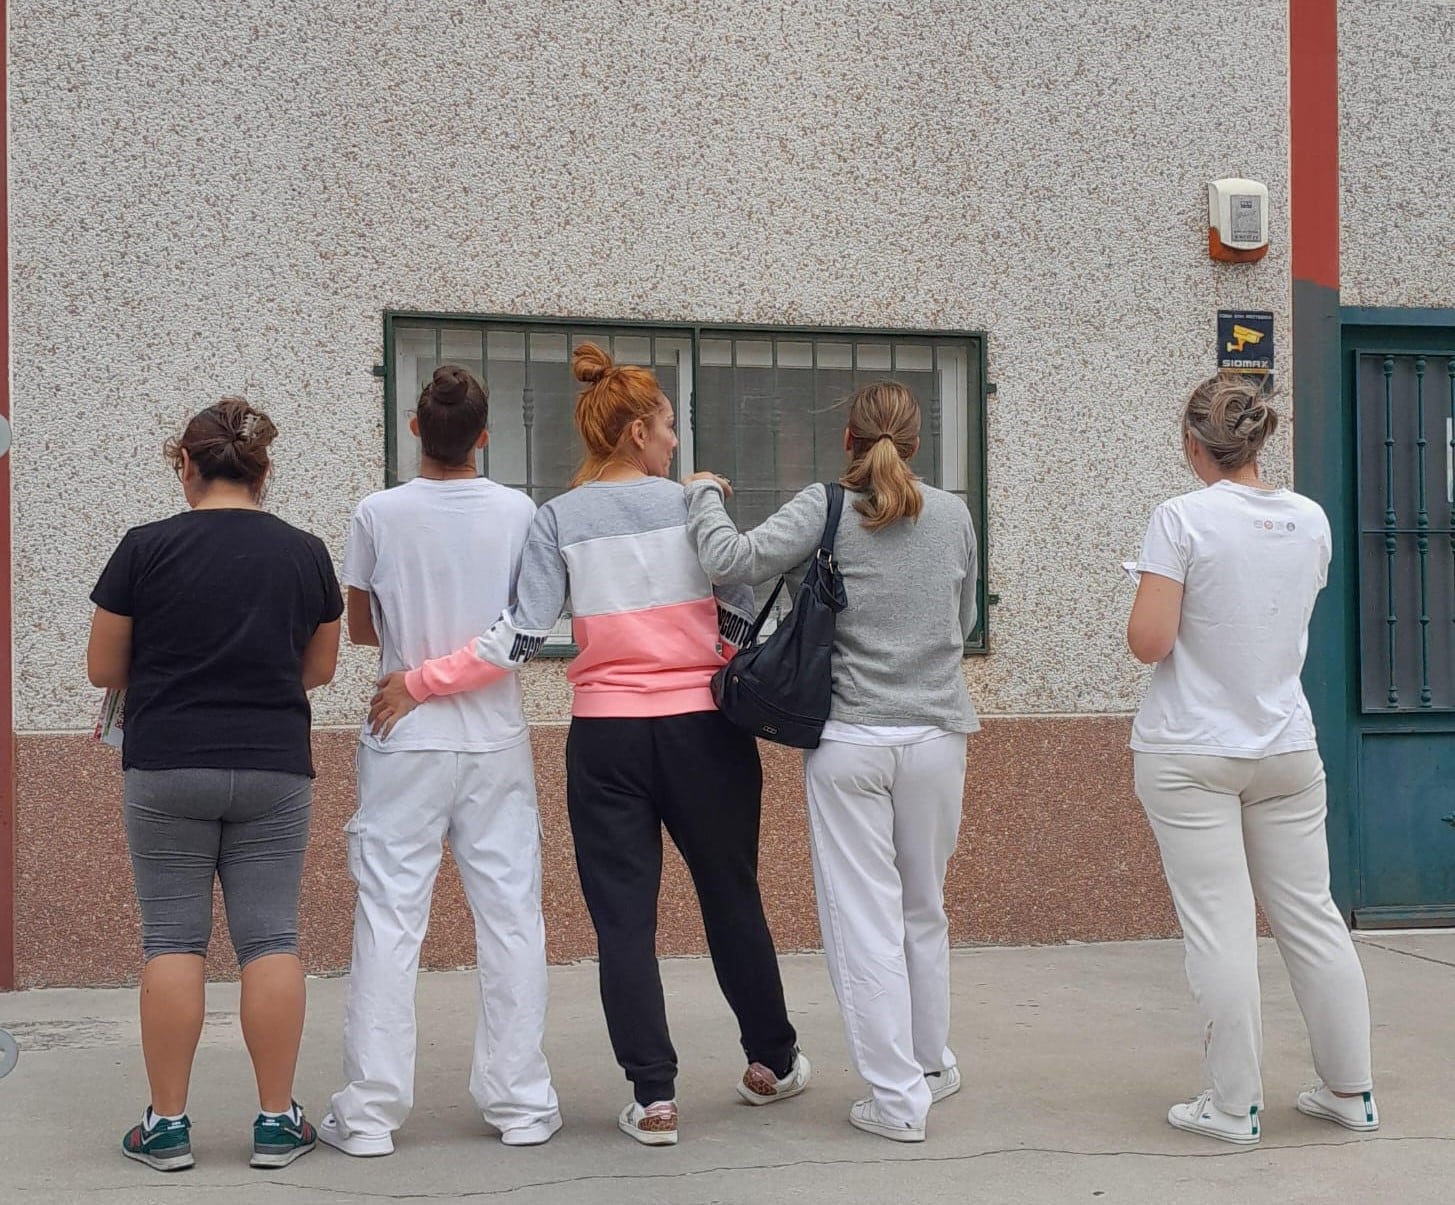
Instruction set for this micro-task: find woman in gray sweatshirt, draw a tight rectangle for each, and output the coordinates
[684,381,979,1143]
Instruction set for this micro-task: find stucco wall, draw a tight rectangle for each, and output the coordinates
[9,1,1292,732]
[1340,0,1455,309]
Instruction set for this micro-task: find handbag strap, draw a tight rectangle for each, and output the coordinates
[819,482,846,559]
[737,484,845,649]
[741,575,787,647]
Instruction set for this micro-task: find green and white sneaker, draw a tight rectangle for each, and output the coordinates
[251,1102,317,1168]
[1167,1091,1260,1145]
[122,1108,194,1171]
[1296,1084,1379,1132]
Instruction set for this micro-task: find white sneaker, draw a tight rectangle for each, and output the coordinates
[1166,1092,1260,1146]
[317,1112,395,1158]
[926,1066,962,1104]
[499,1114,563,1147]
[618,1100,678,1146]
[848,1098,925,1143]
[1296,1084,1379,1132]
[737,1052,812,1106]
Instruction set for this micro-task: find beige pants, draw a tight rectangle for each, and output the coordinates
[1134,749,1373,1113]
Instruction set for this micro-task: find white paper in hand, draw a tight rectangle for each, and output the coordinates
[93,688,125,750]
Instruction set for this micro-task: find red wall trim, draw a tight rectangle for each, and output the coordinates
[1290,0,1340,290]
[0,0,15,990]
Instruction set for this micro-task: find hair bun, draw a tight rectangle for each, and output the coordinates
[212,396,272,446]
[573,342,614,385]
[1230,393,1270,432]
[430,365,470,407]
[166,397,277,496]
[1184,373,1279,471]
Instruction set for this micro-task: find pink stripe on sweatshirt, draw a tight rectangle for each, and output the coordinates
[567,597,731,717]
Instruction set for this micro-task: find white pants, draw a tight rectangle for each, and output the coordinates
[1134,749,1374,1113]
[803,732,967,1127]
[331,741,559,1139]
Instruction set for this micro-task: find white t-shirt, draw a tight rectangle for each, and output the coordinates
[1130,481,1331,758]
[819,721,949,747]
[342,477,536,753]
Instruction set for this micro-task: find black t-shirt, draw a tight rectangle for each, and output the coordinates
[91,509,344,776]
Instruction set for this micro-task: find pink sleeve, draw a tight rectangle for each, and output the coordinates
[404,643,509,701]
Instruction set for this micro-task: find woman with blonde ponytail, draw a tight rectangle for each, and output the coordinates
[685,380,980,1144]
[369,343,808,1147]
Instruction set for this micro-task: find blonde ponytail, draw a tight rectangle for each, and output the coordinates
[840,382,923,531]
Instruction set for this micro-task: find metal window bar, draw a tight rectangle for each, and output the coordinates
[1356,351,1455,712]
[479,327,490,479]
[1383,356,1399,707]
[521,353,535,502]
[929,346,943,480]
[1415,357,1432,707]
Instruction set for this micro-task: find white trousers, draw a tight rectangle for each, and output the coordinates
[331,741,559,1139]
[803,732,967,1127]
[1134,749,1374,1113]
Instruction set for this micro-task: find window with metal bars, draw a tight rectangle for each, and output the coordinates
[382,313,989,653]
[1354,350,1455,711]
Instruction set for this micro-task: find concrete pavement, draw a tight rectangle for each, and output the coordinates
[1,936,1452,1204]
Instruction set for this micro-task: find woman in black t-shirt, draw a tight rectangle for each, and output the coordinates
[87,398,342,1173]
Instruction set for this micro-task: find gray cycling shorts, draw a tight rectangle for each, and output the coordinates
[124,767,313,966]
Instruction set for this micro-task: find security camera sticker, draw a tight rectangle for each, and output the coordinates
[1217,310,1274,375]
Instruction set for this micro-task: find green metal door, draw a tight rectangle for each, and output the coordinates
[1333,321,1455,926]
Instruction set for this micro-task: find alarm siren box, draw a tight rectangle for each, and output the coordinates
[1208,178,1269,262]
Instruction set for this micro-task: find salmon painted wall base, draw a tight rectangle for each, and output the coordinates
[15,718,1174,988]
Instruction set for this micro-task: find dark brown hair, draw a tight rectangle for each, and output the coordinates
[840,381,924,531]
[417,365,489,465]
[164,397,277,497]
[570,342,665,486]
[1183,373,1279,472]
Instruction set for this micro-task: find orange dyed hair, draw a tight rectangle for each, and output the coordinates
[570,342,665,486]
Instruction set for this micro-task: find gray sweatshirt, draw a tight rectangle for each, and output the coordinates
[684,480,980,733]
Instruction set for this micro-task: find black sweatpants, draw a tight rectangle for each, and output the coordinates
[565,709,798,1105]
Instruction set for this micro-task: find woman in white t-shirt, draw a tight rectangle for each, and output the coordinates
[322,366,560,1156]
[1127,374,1376,1147]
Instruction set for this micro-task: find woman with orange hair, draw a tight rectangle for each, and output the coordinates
[369,343,808,1145]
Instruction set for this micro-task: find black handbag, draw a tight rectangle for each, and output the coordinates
[710,483,848,748]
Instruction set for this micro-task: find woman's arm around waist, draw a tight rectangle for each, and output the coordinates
[369,506,569,736]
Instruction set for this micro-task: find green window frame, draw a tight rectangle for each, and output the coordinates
[380,312,991,654]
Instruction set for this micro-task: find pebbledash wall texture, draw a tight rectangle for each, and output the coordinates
[4,1,1442,987]
[1338,1,1455,309]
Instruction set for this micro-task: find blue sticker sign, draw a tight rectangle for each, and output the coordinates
[1217,310,1274,375]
